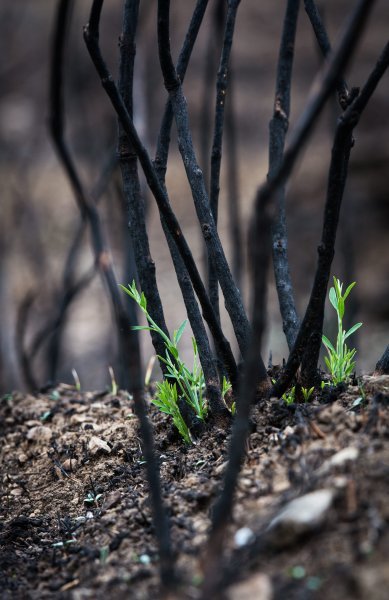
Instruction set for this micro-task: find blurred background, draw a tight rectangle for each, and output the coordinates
[1,0,388,393]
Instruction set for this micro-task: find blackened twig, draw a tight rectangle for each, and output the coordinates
[246,0,375,395]
[199,0,222,197]
[84,0,238,389]
[208,0,240,322]
[18,153,115,390]
[85,4,176,586]
[225,60,243,291]
[375,345,389,375]
[118,0,169,375]
[304,0,350,108]
[16,292,39,391]
[47,152,117,383]
[157,0,259,367]
[275,39,389,394]
[152,0,234,412]
[49,0,133,389]
[129,345,176,589]
[201,191,272,596]
[260,0,375,205]
[269,0,300,350]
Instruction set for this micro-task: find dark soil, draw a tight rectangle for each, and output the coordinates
[1,375,388,599]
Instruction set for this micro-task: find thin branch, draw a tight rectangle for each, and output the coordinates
[202,191,272,596]
[208,0,240,321]
[150,0,233,416]
[260,0,375,205]
[16,292,39,391]
[225,59,243,291]
[274,39,389,394]
[84,0,239,390]
[47,152,117,382]
[49,0,133,389]
[269,0,300,350]
[118,0,170,376]
[157,0,260,368]
[304,0,350,108]
[86,4,176,586]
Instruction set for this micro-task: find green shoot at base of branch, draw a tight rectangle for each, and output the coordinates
[120,281,209,442]
[322,277,362,385]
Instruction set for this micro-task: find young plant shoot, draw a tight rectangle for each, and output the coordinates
[322,277,362,385]
[121,281,208,442]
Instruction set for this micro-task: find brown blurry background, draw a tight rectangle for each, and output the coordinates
[1,1,388,393]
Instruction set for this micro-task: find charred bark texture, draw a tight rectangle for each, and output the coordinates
[269,0,300,350]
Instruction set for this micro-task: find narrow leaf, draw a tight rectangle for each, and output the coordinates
[132,325,155,332]
[322,334,335,354]
[174,319,187,345]
[344,322,362,339]
[343,281,356,301]
[329,287,338,311]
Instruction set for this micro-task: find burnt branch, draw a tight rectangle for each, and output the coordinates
[375,345,389,375]
[208,0,240,322]
[47,152,117,383]
[157,0,261,368]
[225,60,243,291]
[260,0,375,203]
[269,0,300,350]
[151,0,233,413]
[275,39,389,394]
[85,5,176,586]
[16,152,116,390]
[16,292,40,391]
[304,0,350,108]
[118,0,169,376]
[84,0,239,390]
[202,192,272,596]
[49,0,134,390]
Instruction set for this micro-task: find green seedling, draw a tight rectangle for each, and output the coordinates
[71,368,81,392]
[322,277,362,385]
[153,379,191,444]
[84,491,102,506]
[282,386,296,405]
[121,281,209,442]
[301,386,314,402]
[272,378,314,405]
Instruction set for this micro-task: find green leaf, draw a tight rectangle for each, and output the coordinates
[140,292,147,311]
[324,356,332,372]
[338,296,345,319]
[174,320,187,345]
[333,276,342,298]
[119,283,131,295]
[168,345,179,360]
[132,325,154,332]
[343,281,356,301]
[329,287,338,311]
[322,334,335,354]
[344,322,362,339]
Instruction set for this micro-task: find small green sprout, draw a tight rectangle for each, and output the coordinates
[322,277,362,385]
[71,368,81,392]
[153,379,191,444]
[272,378,314,405]
[84,491,103,506]
[282,386,296,405]
[301,386,314,402]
